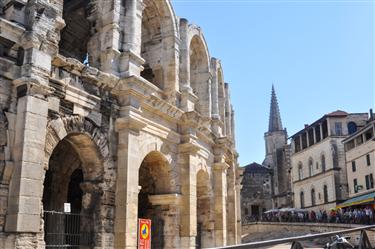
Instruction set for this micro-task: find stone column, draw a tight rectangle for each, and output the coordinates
[114,115,145,249]
[119,0,145,77]
[224,83,232,138]
[113,78,148,248]
[226,164,238,245]
[179,149,197,249]
[5,0,59,238]
[179,18,196,112]
[210,58,220,119]
[94,0,122,74]
[213,162,228,247]
[5,82,49,233]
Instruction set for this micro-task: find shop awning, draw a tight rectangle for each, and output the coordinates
[337,192,375,209]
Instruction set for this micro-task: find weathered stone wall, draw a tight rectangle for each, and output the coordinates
[0,0,241,248]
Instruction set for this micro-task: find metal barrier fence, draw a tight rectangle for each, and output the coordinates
[44,211,92,248]
[212,225,375,249]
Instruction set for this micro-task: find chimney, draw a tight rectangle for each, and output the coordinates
[304,124,309,129]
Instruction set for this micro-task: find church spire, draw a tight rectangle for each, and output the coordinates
[268,85,283,132]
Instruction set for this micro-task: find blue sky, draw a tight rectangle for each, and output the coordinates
[171,0,375,166]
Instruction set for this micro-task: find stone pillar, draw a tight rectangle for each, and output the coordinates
[94,0,122,74]
[113,78,148,248]
[179,149,197,249]
[5,82,49,233]
[210,58,220,120]
[5,0,59,238]
[213,162,228,247]
[224,83,232,138]
[119,0,145,77]
[226,164,238,245]
[114,115,145,249]
[179,18,196,113]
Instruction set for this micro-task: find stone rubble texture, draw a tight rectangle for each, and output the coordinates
[0,0,241,248]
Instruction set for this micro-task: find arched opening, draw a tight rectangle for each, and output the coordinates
[42,136,101,248]
[308,158,313,177]
[298,163,303,180]
[138,151,173,248]
[321,154,326,172]
[311,188,316,206]
[190,36,210,115]
[59,0,92,63]
[141,0,175,89]
[348,122,357,135]
[300,191,304,208]
[196,170,212,248]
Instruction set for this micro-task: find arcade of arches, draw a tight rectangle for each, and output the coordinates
[0,0,241,248]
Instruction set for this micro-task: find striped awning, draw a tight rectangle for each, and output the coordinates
[337,192,375,209]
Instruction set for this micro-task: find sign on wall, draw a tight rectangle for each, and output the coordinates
[138,218,151,249]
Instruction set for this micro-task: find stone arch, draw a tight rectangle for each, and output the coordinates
[141,0,178,90]
[138,150,178,248]
[43,115,115,248]
[188,27,211,117]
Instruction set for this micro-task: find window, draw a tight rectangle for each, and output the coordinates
[335,122,343,136]
[322,120,328,138]
[316,162,319,170]
[347,122,357,135]
[300,191,305,208]
[298,163,303,180]
[366,175,370,190]
[352,161,356,172]
[323,185,328,203]
[308,159,313,177]
[321,155,326,172]
[355,135,363,146]
[345,140,355,151]
[366,154,371,166]
[366,174,374,190]
[311,189,316,206]
[354,178,358,193]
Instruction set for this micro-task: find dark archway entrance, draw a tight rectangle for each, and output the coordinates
[43,137,95,248]
[138,151,173,249]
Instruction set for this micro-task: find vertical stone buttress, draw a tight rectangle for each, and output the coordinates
[4,2,61,246]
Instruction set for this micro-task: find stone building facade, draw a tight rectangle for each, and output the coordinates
[0,0,241,248]
[291,111,368,211]
[240,163,272,221]
[342,117,375,201]
[262,86,292,208]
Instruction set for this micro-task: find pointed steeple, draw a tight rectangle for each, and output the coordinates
[268,85,283,132]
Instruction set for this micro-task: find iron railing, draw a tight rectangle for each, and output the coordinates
[212,225,375,249]
[44,211,92,248]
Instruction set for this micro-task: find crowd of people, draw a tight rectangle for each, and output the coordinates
[243,206,375,225]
